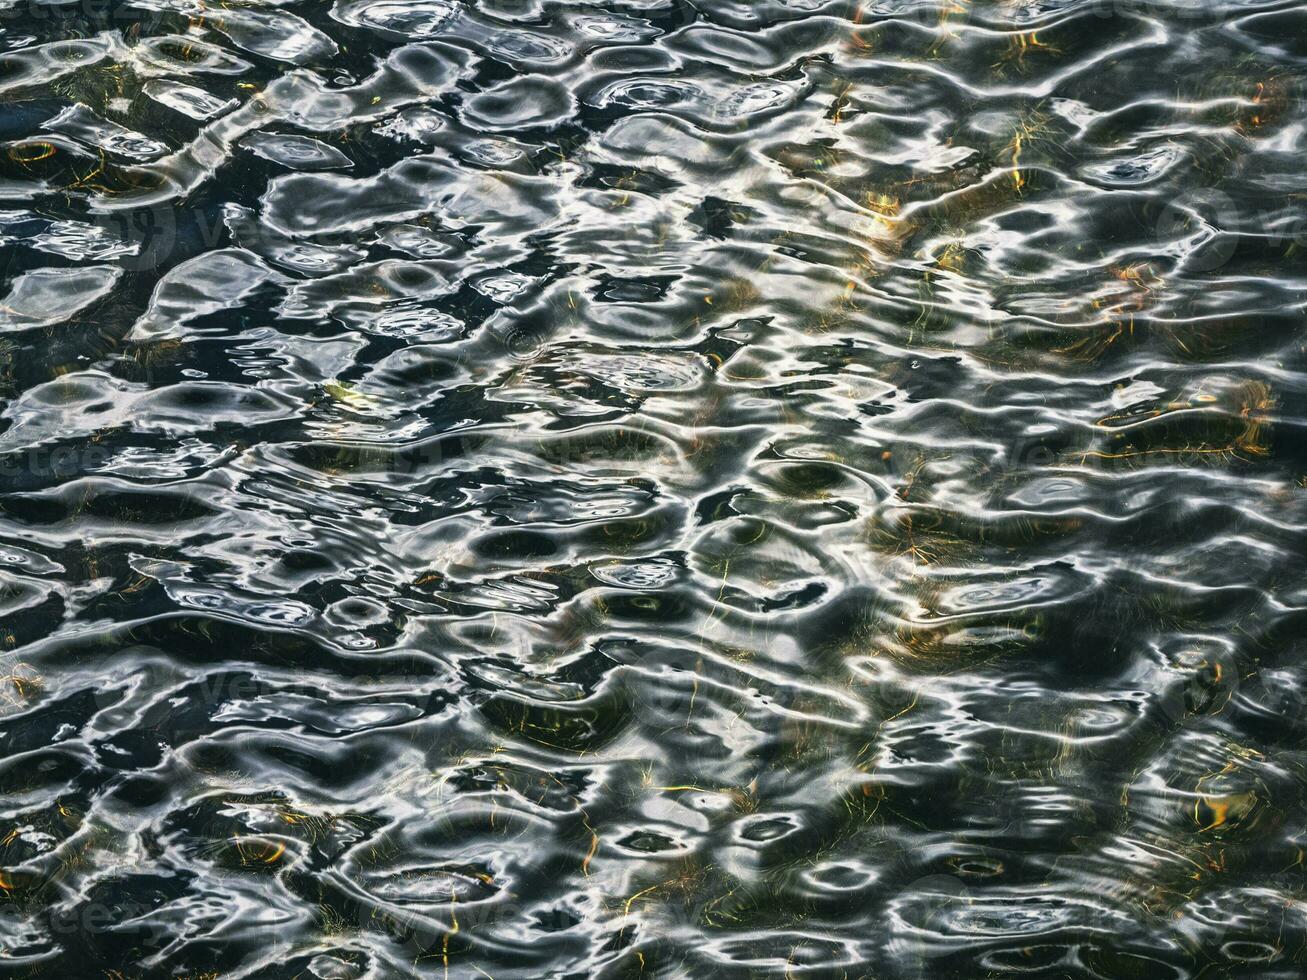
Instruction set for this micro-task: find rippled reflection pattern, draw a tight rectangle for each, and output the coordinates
[0,0,1305,976]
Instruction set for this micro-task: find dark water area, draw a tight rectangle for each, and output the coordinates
[0,0,1306,976]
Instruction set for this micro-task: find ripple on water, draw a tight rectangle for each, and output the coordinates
[0,0,1305,977]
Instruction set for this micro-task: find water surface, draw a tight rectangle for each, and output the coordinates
[0,0,1306,976]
